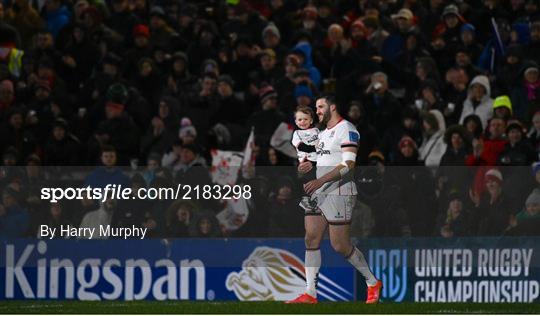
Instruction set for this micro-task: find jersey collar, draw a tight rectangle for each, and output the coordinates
[326,118,343,130]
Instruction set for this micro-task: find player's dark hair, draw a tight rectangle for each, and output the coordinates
[318,94,344,115]
[294,105,315,125]
[319,94,336,107]
[100,145,116,154]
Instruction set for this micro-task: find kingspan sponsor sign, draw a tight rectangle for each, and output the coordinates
[355,237,540,303]
[0,239,355,301]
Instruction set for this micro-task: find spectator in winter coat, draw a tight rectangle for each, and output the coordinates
[140,96,181,159]
[459,75,493,129]
[498,122,536,166]
[394,137,438,236]
[442,67,469,125]
[525,22,540,65]
[211,75,248,127]
[268,177,304,237]
[165,200,195,238]
[257,49,282,86]
[419,110,447,167]
[363,72,402,133]
[381,8,418,63]
[381,106,423,164]
[527,111,540,155]
[356,156,411,237]
[173,143,211,187]
[508,188,540,236]
[511,63,540,121]
[470,169,513,236]
[438,124,473,192]
[43,118,81,165]
[188,210,221,238]
[40,202,72,238]
[45,0,71,39]
[497,122,536,212]
[432,5,467,54]
[347,101,379,164]
[85,145,129,189]
[463,114,484,140]
[246,84,287,163]
[436,190,471,237]
[0,187,29,238]
[96,84,141,164]
[261,23,288,65]
[78,198,118,239]
[467,117,508,196]
[291,41,321,88]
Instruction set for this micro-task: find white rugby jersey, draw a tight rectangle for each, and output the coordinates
[315,119,359,195]
[291,127,319,162]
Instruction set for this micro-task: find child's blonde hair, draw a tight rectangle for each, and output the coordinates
[295,105,315,123]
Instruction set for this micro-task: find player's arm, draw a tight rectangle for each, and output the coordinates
[304,146,357,194]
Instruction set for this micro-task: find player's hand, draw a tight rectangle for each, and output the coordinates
[304,179,323,195]
[298,159,312,174]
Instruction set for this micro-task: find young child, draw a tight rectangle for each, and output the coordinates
[291,105,319,211]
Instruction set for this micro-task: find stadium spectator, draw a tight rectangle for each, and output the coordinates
[395,139,437,236]
[114,173,148,229]
[459,75,493,129]
[291,41,322,88]
[0,80,16,121]
[436,190,471,237]
[347,101,378,164]
[212,75,248,127]
[45,0,71,39]
[357,155,411,237]
[440,125,472,166]
[140,96,180,159]
[381,8,417,63]
[165,200,194,238]
[172,143,210,187]
[79,198,117,239]
[507,187,540,235]
[363,72,401,133]
[527,111,540,154]
[41,202,72,238]
[43,118,81,165]
[0,187,29,237]
[493,95,514,121]
[85,145,129,189]
[510,62,540,121]
[188,210,221,238]
[438,124,472,193]
[247,84,286,163]
[418,109,447,167]
[267,177,303,237]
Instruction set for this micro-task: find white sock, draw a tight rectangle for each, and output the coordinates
[347,247,378,286]
[305,249,321,297]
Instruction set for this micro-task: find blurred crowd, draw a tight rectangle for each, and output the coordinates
[0,0,540,239]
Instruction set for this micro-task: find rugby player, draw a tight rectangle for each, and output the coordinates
[286,95,382,304]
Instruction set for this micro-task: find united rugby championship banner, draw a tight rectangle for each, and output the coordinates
[0,237,538,302]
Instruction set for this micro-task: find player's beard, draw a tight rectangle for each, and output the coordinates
[319,108,331,125]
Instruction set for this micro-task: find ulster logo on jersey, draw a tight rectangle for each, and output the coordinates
[316,142,330,156]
